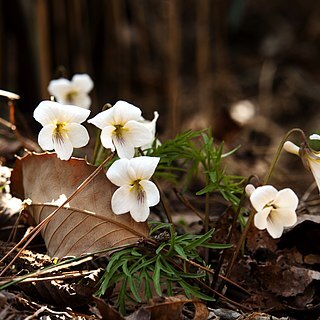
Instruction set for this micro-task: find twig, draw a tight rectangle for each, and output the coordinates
[173,187,205,222]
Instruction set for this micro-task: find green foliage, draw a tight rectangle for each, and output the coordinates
[97,222,232,315]
[147,129,245,207]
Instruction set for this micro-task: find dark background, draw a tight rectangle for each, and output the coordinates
[1,0,320,147]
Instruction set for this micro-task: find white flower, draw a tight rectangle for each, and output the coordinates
[310,134,320,140]
[48,74,93,109]
[106,156,160,222]
[246,184,298,238]
[139,111,160,150]
[1,193,22,214]
[88,100,153,159]
[284,141,320,193]
[33,101,90,160]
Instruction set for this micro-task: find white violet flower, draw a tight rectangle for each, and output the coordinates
[88,100,153,159]
[139,111,160,150]
[33,100,90,160]
[106,156,160,222]
[48,74,94,109]
[284,140,320,193]
[245,184,298,239]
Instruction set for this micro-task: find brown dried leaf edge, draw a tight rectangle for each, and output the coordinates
[11,152,148,257]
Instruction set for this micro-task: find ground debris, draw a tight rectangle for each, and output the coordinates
[207,309,289,320]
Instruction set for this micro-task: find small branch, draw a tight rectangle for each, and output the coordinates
[173,188,205,222]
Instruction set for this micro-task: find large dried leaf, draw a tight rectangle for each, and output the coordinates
[11,152,148,257]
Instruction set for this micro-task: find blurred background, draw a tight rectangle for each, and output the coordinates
[1,0,320,188]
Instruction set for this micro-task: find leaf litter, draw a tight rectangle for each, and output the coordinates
[0,140,317,319]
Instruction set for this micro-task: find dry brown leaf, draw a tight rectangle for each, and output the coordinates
[11,152,148,257]
[256,264,320,297]
[143,295,209,320]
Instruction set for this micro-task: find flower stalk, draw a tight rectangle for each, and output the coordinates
[224,128,306,281]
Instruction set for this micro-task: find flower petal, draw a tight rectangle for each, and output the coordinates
[139,111,159,136]
[273,188,299,210]
[130,200,150,222]
[250,185,278,212]
[38,124,55,150]
[34,101,90,125]
[266,212,285,238]
[107,158,132,186]
[273,208,297,227]
[245,184,255,197]
[308,158,320,194]
[34,101,61,126]
[310,134,320,140]
[283,141,300,156]
[72,74,93,93]
[100,126,116,151]
[113,136,135,159]
[57,104,90,123]
[48,78,71,98]
[53,135,74,160]
[111,185,132,214]
[69,92,91,109]
[130,156,160,180]
[123,120,153,147]
[65,123,90,148]
[88,108,115,129]
[113,101,142,124]
[254,207,271,230]
[139,180,160,207]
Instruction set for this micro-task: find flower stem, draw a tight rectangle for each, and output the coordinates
[214,175,259,292]
[154,180,174,227]
[223,128,307,281]
[263,128,307,184]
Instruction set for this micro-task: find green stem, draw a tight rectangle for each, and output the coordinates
[154,180,174,227]
[214,175,259,292]
[263,128,307,184]
[224,128,307,280]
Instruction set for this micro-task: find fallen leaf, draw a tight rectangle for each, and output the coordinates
[256,264,320,297]
[144,295,209,320]
[279,215,320,255]
[11,152,148,257]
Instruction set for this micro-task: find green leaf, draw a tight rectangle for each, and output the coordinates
[153,256,162,296]
[128,277,141,302]
[174,244,188,260]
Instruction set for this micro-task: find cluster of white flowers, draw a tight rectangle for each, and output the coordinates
[35,73,316,233]
[246,134,320,239]
[33,74,160,222]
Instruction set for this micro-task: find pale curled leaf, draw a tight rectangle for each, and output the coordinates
[11,153,148,257]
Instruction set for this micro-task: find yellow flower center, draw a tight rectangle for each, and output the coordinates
[114,124,128,144]
[54,123,67,142]
[130,179,145,203]
[65,90,78,104]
